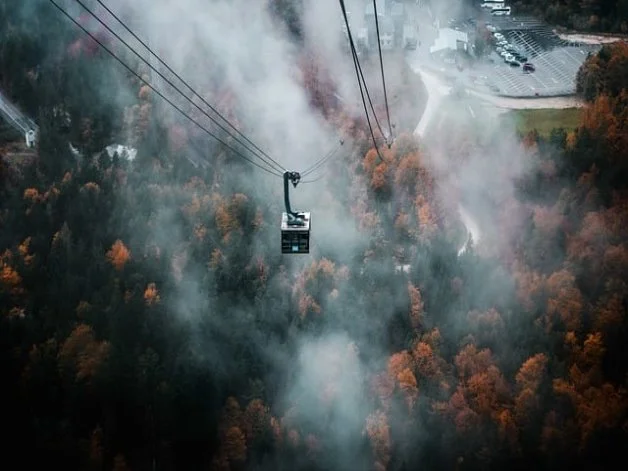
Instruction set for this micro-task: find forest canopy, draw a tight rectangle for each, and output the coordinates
[2,1,628,471]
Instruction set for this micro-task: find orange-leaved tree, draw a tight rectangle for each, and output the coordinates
[106,240,131,271]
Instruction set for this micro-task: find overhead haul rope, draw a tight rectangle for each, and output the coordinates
[49,0,283,177]
[338,0,384,161]
[372,0,394,144]
[338,2,386,140]
[91,0,286,174]
[70,0,286,175]
[301,139,344,177]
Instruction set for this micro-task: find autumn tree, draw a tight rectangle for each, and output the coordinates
[552,331,628,448]
[106,239,130,271]
[223,427,247,463]
[467,308,505,348]
[124,80,153,146]
[577,42,628,101]
[514,353,548,426]
[111,454,130,471]
[416,195,438,241]
[512,262,545,313]
[143,282,160,306]
[213,397,249,467]
[449,342,513,451]
[593,292,625,332]
[365,410,391,471]
[89,425,104,471]
[211,192,258,244]
[553,369,628,448]
[545,269,583,331]
[454,344,494,379]
[570,91,628,192]
[434,388,480,435]
[411,340,447,390]
[394,151,421,193]
[293,258,348,321]
[407,282,424,331]
[243,399,270,445]
[0,249,24,298]
[58,324,110,385]
[387,350,419,410]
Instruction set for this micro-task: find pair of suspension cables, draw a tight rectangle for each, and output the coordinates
[338,0,394,160]
[47,0,341,182]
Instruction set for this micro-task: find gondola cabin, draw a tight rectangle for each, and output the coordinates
[281,212,310,254]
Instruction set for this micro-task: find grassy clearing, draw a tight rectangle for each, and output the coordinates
[509,108,583,138]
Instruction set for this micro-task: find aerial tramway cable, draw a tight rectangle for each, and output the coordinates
[48,0,283,177]
[51,0,358,254]
[338,0,384,162]
[70,0,286,175]
[90,0,286,174]
[301,139,344,177]
[338,1,387,141]
[350,42,386,140]
[371,0,394,144]
[301,172,328,184]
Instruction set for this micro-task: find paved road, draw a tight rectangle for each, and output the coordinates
[0,89,38,145]
[466,89,585,109]
[457,205,482,256]
[408,62,482,256]
[410,67,451,136]
[406,56,586,255]
[557,33,626,45]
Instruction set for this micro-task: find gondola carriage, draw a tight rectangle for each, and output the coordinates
[280,171,310,254]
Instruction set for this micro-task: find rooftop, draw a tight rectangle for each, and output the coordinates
[380,17,395,35]
[430,28,469,53]
[281,212,311,231]
[365,0,387,16]
[106,144,137,161]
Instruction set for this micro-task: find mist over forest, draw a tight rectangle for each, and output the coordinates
[1,1,628,470]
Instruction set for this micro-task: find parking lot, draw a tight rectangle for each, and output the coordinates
[476,15,601,97]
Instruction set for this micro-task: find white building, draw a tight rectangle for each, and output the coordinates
[429,28,469,55]
[363,0,407,50]
[364,0,387,18]
[481,1,505,8]
[106,144,137,161]
[379,17,396,49]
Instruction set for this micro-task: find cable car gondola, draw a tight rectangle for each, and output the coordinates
[281,171,310,254]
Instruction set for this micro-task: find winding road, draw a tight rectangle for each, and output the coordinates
[408,48,592,256]
[409,66,482,255]
[412,69,451,136]
[0,89,38,147]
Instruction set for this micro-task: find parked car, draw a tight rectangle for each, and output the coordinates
[523,62,535,72]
